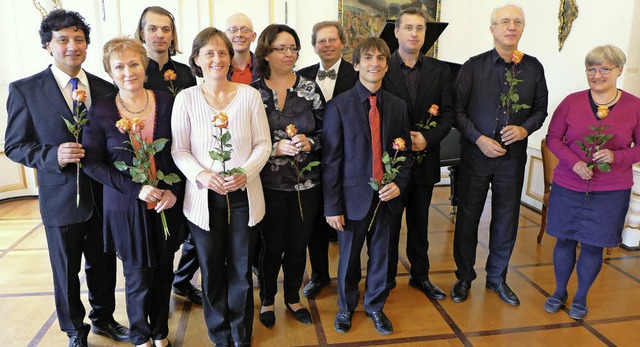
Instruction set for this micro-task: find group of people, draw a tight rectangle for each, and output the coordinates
[4,3,640,347]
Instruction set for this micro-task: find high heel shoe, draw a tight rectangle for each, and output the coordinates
[285,302,312,324]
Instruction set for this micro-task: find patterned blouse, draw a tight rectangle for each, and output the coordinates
[251,75,324,191]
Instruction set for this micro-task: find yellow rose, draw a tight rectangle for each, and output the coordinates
[392,137,406,151]
[213,112,229,128]
[428,104,439,116]
[512,50,524,64]
[597,106,610,120]
[72,89,87,104]
[115,118,131,134]
[286,124,298,138]
[163,69,177,81]
[130,117,145,132]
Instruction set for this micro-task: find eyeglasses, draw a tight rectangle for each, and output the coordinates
[317,38,339,46]
[585,66,618,76]
[492,18,524,28]
[227,27,253,34]
[271,46,300,54]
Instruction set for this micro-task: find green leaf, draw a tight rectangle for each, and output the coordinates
[429,121,437,127]
[132,173,147,183]
[162,173,182,184]
[587,163,594,170]
[114,161,128,171]
[510,93,520,103]
[597,162,611,172]
[584,136,595,144]
[156,170,165,180]
[153,138,169,152]
[381,151,390,164]
[223,151,232,161]
[227,167,246,175]
[368,179,380,191]
[221,131,231,144]
[301,161,321,173]
[210,152,224,162]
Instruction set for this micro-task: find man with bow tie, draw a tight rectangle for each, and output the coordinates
[297,21,358,300]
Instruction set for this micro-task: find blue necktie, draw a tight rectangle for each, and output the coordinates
[69,77,80,110]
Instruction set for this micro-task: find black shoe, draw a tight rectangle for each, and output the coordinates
[408,278,446,300]
[173,283,203,305]
[91,320,129,342]
[259,310,275,328]
[544,292,568,313]
[285,302,312,324]
[366,310,393,335]
[386,278,397,290]
[451,280,471,303]
[234,342,251,347]
[334,310,354,333]
[302,279,330,299]
[486,282,520,306]
[68,335,88,347]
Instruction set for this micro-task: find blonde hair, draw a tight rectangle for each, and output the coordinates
[102,37,149,75]
[585,44,626,68]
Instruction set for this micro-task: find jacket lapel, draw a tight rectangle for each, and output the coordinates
[41,68,73,119]
[350,88,371,142]
[415,56,435,117]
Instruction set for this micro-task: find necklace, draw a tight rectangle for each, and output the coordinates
[118,90,149,114]
[202,84,234,109]
[592,89,619,106]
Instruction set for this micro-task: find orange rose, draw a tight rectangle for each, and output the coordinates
[512,50,524,64]
[213,112,229,128]
[130,117,145,132]
[286,124,298,138]
[72,89,87,103]
[597,106,610,120]
[115,118,131,134]
[163,69,177,81]
[428,104,439,116]
[392,137,406,151]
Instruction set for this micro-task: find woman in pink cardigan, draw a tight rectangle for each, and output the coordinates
[544,45,640,320]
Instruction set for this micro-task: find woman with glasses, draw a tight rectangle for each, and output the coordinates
[544,44,640,320]
[251,24,324,328]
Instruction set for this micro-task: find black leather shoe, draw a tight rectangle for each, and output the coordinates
[302,279,330,299]
[408,278,446,300]
[386,278,397,290]
[334,310,354,333]
[285,302,312,324]
[451,280,471,303]
[486,282,520,306]
[234,342,251,347]
[259,310,275,328]
[68,335,88,347]
[173,283,203,305]
[366,310,393,335]
[92,320,129,342]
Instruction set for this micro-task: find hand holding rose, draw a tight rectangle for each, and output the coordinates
[57,142,85,166]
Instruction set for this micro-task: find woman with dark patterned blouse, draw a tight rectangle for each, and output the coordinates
[251,24,324,328]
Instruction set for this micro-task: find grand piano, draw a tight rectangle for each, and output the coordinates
[379,20,462,219]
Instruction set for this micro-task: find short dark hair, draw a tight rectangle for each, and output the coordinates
[311,21,346,46]
[255,24,301,79]
[395,7,426,28]
[352,37,390,65]
[135,6,181,56]
[39,9,91,49]
[188,27,235,78]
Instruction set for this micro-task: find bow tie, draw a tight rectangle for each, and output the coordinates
[317,69,337,81]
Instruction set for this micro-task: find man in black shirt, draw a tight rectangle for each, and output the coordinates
[452,4,548,306]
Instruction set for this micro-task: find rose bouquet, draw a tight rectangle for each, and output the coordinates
[114,117,181,239]
[61,89,88,207]
[367,138,406,231]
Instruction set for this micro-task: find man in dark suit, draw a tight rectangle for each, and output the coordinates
[382,7,455,300]
[297,20,358,300]
[4,10,128,347]
[323,37,411,335]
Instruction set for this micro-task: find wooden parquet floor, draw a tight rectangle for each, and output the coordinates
[1,187,639,346]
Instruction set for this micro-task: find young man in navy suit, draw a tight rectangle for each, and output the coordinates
[322,37,411,335]
[383,7,455,299]
[4,10,127,347]
[297,20,358,300]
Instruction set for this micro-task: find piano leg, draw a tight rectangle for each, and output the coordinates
[448,165,459,222]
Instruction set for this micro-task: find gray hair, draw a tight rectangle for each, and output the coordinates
[585,44,626,68]
[490,4,525,26]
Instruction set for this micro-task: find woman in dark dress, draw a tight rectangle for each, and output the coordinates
[83,37,184,347]
[251,24,324,328]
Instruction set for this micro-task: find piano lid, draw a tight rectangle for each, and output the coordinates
[378,20,449,55]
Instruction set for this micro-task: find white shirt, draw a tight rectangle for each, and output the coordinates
[50,65,92,111]
[315,58,341,102]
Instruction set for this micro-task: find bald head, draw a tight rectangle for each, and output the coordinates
[225,13,256,54]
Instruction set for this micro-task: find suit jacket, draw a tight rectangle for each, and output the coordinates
[4,66,116,227]
[383,51,455,185]
[322,82,412,221]
[297,59,358,100]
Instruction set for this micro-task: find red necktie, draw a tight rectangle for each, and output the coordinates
[369,95,383,183]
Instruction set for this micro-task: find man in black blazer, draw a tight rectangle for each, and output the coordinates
[323,37,411,335]
[297,21,359,300]
[4,10,127,347]
[382,8,455,300]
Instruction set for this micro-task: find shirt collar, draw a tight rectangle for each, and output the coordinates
[319,58,341,72]
[148,57,176,71]
[355,80,382,105]
[50,64,89,90]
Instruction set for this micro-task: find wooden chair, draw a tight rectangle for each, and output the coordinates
[537,138,558,244]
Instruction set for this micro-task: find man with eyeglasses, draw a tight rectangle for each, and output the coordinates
[225,13,259,84]
[382,7,455,300]
[297,20,358,300]
[452,4,548,306]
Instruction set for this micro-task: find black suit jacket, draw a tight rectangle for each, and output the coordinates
[4,66,116,226]
[297,59,358,100]
[383,51,455,185]
[322,82,412,221]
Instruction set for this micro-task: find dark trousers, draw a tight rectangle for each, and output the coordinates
[259,187,321,305]
[306,200,333,284]
[388,181,435,283]
[453,150,526,283]
[337,196,393,312]
[189,190,256,345]
[172,227,199,288]
[43,211,116,337]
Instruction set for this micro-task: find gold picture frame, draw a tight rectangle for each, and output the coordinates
[339,0,442,62]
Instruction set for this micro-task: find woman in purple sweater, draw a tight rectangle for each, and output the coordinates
[544,45,640,320]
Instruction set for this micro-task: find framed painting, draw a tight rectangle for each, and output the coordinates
[339,0,442,61]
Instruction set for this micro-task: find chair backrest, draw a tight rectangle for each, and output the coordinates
[541,138,559,193]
